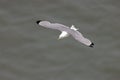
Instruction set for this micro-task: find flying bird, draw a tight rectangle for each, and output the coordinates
[36,20,94,47]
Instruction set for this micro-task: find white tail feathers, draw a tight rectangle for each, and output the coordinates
[70,25,79,31]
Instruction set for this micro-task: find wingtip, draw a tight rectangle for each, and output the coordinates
[36,20,42,24]
[89,42,94,48]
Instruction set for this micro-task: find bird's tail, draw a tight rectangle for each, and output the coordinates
[70,25,79,31]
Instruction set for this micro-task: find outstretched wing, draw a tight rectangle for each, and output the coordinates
[50,23,70,32]
[71,31,92,46]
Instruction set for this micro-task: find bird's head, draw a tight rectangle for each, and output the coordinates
[58,36,65,40]
[58,35,68,40]
[58,31,69,40]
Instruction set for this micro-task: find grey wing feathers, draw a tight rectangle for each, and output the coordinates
[51,23,70,31]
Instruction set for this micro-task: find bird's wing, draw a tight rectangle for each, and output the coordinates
[50,23,70,32]
[70,30,84,41]
[70,30,92,46]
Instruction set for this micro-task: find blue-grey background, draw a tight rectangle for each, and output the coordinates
[0,0,120,80]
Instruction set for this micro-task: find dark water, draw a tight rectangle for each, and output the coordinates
[0,0,120,80]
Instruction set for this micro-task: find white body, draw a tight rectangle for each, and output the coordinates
[37,20,94,47]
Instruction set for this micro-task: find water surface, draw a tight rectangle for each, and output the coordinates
[0,0,120,80]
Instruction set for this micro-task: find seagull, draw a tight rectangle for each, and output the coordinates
[36,20,94,47]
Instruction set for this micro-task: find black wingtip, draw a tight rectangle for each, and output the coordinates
[89,42,94,48]
[36,20,42,24]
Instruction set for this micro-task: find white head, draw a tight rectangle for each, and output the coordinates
[58,31,69,40]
